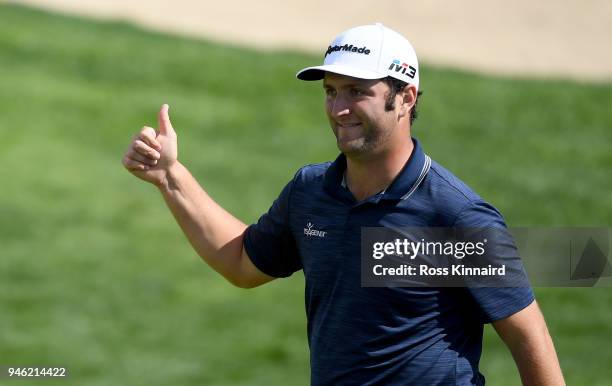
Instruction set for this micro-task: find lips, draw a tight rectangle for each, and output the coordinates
[336,122,362,128]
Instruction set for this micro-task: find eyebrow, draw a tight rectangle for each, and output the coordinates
[322,81,367,89]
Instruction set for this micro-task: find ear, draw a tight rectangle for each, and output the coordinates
[398,84,417,119]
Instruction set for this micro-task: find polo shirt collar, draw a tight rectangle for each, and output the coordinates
[323,138,431,203]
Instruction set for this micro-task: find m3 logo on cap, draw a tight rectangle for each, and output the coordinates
[325,44,371,57]
[389,59,417,79]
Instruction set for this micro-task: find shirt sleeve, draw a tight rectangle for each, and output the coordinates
[243,174,302,278]
[453,200,535,323]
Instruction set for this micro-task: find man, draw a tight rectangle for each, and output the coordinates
[122,24,565,385]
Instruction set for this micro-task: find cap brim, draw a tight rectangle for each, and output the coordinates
[296,64,385,81]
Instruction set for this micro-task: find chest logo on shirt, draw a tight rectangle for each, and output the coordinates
[304,222,326,238]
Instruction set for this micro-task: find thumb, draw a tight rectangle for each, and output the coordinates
[158,104,175,136]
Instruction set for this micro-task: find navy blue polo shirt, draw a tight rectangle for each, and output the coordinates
[244,138,534,386]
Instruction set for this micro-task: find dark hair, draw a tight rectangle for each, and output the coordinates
[382,76,422,126]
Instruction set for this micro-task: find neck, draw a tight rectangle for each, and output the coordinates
[345,138,414,201]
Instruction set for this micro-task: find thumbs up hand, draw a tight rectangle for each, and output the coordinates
[122,104,179,187]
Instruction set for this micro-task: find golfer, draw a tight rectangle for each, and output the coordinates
[122,23,565,385]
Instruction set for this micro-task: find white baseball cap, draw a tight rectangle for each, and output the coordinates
[296,23,419,90]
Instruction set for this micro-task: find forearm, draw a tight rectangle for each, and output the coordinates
[157,161,248,284]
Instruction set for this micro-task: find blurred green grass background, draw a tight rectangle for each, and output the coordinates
[1,4,612,385]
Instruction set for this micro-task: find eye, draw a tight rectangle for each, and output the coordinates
[350,88,364,97]
[324,87,336,97]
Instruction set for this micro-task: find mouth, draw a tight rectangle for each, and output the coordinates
[336,122,362,129]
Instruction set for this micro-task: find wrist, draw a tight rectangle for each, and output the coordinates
[156,161,183,191]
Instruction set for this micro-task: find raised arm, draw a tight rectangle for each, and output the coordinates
[492,300,565,386]
[122,104,274,288]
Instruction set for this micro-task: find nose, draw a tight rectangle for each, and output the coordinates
[329,93,350,117]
